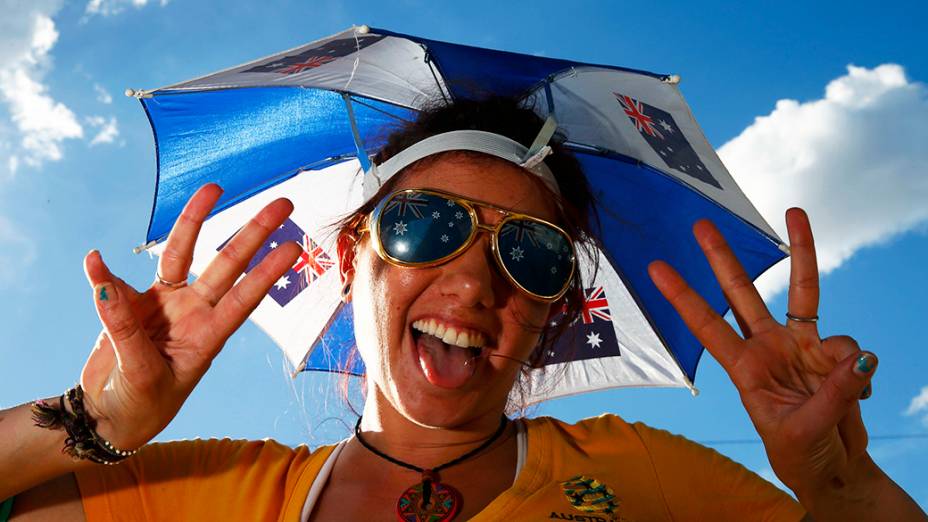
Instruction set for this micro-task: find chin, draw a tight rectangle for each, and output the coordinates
[378,375,508,430]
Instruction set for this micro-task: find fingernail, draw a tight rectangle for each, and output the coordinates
[854,353,877,375]
[859,384,872,400]
[95,283,117,307]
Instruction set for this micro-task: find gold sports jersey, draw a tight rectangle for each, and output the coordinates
[76,414,805,521]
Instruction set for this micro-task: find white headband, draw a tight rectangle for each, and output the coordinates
[361,116,560,201]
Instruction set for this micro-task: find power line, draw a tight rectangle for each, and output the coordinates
[699,433,928,445]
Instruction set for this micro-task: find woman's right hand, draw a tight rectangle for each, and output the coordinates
[79,184,302,450]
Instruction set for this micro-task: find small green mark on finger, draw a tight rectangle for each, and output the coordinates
[99,286,109,301]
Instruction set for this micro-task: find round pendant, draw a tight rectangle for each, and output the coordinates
[396,481,461,522]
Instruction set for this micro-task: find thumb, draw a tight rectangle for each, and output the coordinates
[85,251,163,379]
[796,350,878,433]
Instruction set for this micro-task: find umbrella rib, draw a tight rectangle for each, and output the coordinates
[424,50,450,104]
[345,96,416,124]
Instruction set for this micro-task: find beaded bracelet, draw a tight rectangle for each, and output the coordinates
[31,385,138,465]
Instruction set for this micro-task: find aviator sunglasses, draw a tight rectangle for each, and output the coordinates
[362,188,577,301]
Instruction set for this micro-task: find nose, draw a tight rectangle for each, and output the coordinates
[435,232,499,309]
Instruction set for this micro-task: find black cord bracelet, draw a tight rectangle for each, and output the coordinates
[31,385,138,465]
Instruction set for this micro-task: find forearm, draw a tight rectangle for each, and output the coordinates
[795,453,926,522]
[0,401,95,501]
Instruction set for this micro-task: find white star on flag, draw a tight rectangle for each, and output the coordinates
[440,234,449,243]
[510,246,524,261]
[659,119,673,133]
[586,332,602,348]
[432,211,441,219]
[274,275,291,290]
[270,241,278,249]
[393,221,408,235]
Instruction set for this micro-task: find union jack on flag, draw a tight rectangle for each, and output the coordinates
[614,92,721,189]
[580,286,611,324]
[293,234,335,285]
[279,55,336,74]
[385,192,430,219]
[500,220,540,247]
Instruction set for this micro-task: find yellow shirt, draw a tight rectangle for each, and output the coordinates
[75,414,805,521]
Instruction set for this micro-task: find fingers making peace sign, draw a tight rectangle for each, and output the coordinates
[79,184,301,450]
[648,208,877,497]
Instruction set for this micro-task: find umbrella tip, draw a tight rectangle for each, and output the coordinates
[355,24,370,34]
[663,74,682,85]
[125,88,153,99]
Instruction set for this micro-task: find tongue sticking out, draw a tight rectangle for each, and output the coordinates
[417,333,477,388]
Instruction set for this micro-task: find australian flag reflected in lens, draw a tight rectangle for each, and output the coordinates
[541,286,621,366]
[217,218,334,307]
[614,92,722,189]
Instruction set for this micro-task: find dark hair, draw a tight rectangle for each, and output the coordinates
[337,96,600,410]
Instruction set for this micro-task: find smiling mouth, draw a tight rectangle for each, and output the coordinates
[411,319,488,388]
[411,319,487,357]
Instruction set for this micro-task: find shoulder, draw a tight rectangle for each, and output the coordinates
[522,414,720,458]
[77,437,331,483]
[522,413,641,446]
[75,438,339,521]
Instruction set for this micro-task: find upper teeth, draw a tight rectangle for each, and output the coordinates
[412,319,487,349]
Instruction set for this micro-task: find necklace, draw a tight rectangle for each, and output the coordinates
[354,415,508,522]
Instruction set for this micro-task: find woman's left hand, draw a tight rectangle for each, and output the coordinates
[647,207,876,499]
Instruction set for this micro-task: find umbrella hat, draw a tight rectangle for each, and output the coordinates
[135,26,787,404]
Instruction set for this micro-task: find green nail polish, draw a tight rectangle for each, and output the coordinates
[859,384,872,400]
[99,286,109,301]
[855,354,875,374]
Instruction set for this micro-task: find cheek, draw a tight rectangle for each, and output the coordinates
[351,247,426,366]
[497,297,551,359]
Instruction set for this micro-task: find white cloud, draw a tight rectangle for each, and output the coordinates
[86,115,119,145]
[85,0,170,17]
[905,386,928,427]
[0,214,37,286]
[0,1,83,175]
[94,83,112,104]
[718,64,928,298]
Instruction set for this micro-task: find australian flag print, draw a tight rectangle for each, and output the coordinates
[613,92,721,189]
[542,286,621,366]
[244,34,385,75]
[218,217,334,307]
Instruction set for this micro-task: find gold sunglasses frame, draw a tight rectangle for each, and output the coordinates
[361,188,576,301]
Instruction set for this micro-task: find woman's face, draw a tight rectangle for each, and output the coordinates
[348,152,558,429]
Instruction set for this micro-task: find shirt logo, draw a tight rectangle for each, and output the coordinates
[558,475,620,520]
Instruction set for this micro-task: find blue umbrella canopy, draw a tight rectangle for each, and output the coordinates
[135,26,787,403]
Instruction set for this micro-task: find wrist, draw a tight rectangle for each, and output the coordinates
[32,386,140,465]
[793,454,884,520]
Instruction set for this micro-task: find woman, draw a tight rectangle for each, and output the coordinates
[1,98,924,521]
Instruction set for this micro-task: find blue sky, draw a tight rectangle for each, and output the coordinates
[2,0,927,508]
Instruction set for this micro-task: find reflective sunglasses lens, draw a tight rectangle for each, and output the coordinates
[378,192,473,263]
[497,219,574,298]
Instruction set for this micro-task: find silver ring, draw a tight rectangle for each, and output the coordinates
[786,312,818,323]
[156,272,187,288]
